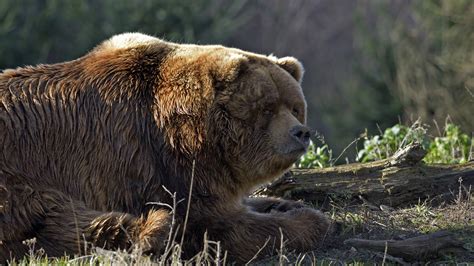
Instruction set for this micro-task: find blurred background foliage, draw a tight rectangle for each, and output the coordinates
[333,0,474,156]
[0,0,246,65]
[1,0,472,159]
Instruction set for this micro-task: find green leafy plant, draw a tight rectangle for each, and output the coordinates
[424,124,473,164]
[296,140,333,168]
[356,123,472,164]
[299,122,472,168]
[356,123,428,163]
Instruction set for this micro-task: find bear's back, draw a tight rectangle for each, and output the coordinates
[0,39,167,213]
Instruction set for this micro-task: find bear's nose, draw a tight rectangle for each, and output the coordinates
[289,125,312,149]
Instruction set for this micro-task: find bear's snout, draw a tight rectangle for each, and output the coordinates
[289,125,312,150]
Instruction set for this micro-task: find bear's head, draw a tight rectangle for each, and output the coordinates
[99,33,310,189]
[150,41,310,188]
[208,53,310,187]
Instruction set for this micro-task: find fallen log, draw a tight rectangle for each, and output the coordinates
[344,231,466,262]
[255,144,474,207]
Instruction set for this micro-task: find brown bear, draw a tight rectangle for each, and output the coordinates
[0,33,332,263]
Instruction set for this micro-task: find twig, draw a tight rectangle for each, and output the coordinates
[157,186,178,261]
[332,135,363,165]
[278,227,288,265]
[245,237,271,265]
[382,241,387,266]
[180,160,196,250]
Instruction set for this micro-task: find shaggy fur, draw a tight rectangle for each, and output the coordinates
[0,33,331,263]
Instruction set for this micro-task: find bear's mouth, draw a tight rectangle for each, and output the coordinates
[275,146,308,163]
[275,144,307,156]
[288,147,308,158]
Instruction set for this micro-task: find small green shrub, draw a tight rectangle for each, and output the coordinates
[356,123,428,163]
[356,123,472,164]
[424,124,473,164]
[296,140,332,168]
[298,122,473,168]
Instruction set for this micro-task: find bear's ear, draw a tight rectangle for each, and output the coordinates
[275,56,304,83]
[212,52,248,83]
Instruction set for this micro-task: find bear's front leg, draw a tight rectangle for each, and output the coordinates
[205,205,333,263]
[243,197,306,213]
[0,187,171,261]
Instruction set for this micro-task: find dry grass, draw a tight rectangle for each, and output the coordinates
[9,164,474,265]
[11,186,473,265]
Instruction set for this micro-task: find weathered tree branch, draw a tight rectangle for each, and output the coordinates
[344,231,466,262]
[255,144,474,207]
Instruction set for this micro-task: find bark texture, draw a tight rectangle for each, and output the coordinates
[255,144,474,207]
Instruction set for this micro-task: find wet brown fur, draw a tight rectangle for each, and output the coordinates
[0,33,331,263]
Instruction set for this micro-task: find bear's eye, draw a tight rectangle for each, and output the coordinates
[292,108,299,117]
